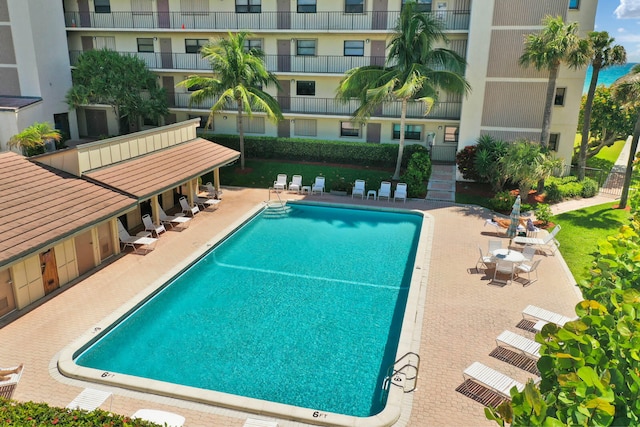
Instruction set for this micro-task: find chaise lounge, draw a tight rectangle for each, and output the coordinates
[521,304,576,331]
[0,365,23,399]
[117,219,158,254]
[513,225,561,255]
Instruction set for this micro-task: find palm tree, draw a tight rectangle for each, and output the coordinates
[577,31,626,181]
[519,15,591,191]
[8,122,61,153]
[336,1,469,181]
[179,32,283,170]
[611,64,640,209]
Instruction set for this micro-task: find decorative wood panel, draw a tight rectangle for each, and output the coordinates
[481,81,546,128]
[492,0,567,26]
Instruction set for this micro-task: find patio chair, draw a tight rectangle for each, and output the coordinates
[513,225,561,255]
[132,409,185,427]
[496,330,541,360]
[522,246,536,262]
[289,175,303,193]
[67,388,112,411]
[521,304,576,331]
[394,183,407,202]
[352,179,366,199]
[515,259,541,285]
[0,365,23,399]
[463,362,525,399]
[117,219,158,254]
[488,239,502,254]
[311,176,325,195]
[273,174,287,192]
[142,214,166,238]
[476,246,494,272]
[179,196,200,216]
[158,206,191,230]
[193,193,221,210]
[378,181,391,201]
[203,182,221,199]
[492,259,515,285]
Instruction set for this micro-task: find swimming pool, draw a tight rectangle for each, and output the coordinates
[59,202,431,426]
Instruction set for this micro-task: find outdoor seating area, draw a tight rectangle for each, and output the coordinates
[474,237,543,287]
[0,365,23,399]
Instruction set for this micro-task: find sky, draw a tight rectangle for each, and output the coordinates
[596,0,640,62]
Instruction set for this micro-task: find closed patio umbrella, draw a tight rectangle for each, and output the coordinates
[506,195,521,238]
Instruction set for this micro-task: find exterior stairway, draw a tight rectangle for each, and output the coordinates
[425,164,456,202]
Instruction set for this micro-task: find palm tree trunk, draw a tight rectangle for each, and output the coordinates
[392,98,408,181]
[237,101,245,170]
[537,64,559,193]
[578,66,601,181]
[619,116,640,209]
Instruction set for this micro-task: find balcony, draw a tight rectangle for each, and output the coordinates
[171,93,462,120]
[64,10,470,32]
[69,50,387,74]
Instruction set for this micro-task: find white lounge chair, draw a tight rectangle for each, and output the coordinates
[352,179,365,199]
[522,304,576,331]
[311,176,325,195]
[132,409,185,427]
[273,174,287,192]
[179,196,200,216]
[496,330,541,360]
[463,362,525,398]
[378,181,391,201]
[158,206,191,230]
[117,219,158,254]
[493,259,515,285]
[476,246,494,272]
[67,388,112,411]
[394,183,407,202]
[193,193,221,210]
[522,246,536,262]
[142,214,166,237]
[289,175,302,193]
[0,365,23,399]
[515,259,541,285]
[203,182,222,199]
[243,419,278,427]
[513,225,561,254]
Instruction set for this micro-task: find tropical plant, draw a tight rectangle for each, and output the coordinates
[66,49,168,135]
[611,64,640,209]
[534,203,552,226]
[179,32,283,170]
[336,0,469,180]
[519,16,591,191]
[455,145,481,181]
[577,32,626,181]
[499,139,564,198]
[576,86,636,160]
[7,122,61,154]
[473,135,509,192]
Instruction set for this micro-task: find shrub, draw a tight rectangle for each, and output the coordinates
[535,203,552,226]
[456,145,480,181]
[489,191,515,212]
[401,168,427,198]
[330,177,351,192]
[407,149,432,181]
[581,177,598,198]
[544,182,562,203]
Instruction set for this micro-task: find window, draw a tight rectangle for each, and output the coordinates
[294,119,317,136]
[243,39,262,52]
[296,40,316,56]
[345,0,364,13]
[569,0,579,9]
[554,87,566,106]
[548,133,559,151]
[344,41,365,57]
[297,0,316,13]
[137,38,154,53]
[296,81,316,96]
[393,124,423,140]
[341,122,361,137]
[238,116,265,134]
[402,0,431,12]
[185,39,208,54]
[236,0,261,13]
[94,0,111,13]
[444,126,459,143]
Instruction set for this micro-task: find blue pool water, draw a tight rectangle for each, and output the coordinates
[76,203,422,417]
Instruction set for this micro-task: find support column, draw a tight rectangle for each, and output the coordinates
[213,168,220,192]
[110,219,121,255]
[151,195,161,225]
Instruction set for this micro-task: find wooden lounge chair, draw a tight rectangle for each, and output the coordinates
[0,365,23,399]
[496,330,541,360]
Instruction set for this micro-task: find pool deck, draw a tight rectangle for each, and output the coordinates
[0,187,582,427]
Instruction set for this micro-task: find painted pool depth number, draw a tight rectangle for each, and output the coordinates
[312,411,328,419]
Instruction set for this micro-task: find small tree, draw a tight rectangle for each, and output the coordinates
[7,122,61,156]
[66,49,168,135]
[500,139,563,198]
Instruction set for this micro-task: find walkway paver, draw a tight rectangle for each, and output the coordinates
[0,189,581,427]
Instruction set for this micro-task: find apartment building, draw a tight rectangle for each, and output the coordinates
[0,1,78,151]
[7,0,594,168]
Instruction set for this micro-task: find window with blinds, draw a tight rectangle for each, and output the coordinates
[131,0,153,12]
[180,0,209,13]
[94,36,116,50]
[237,117,265,134]
[294,119,317,136]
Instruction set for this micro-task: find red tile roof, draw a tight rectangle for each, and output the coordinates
[0,152,138,267]
[84,138,240,200]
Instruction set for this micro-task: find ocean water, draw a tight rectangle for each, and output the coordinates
[583,63,637,93]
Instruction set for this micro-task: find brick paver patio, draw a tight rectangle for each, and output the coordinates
[0,187,581,426]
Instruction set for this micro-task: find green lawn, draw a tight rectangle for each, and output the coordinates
[584,138,626,173]
[554,202,630,284]
[215,160,394,191]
